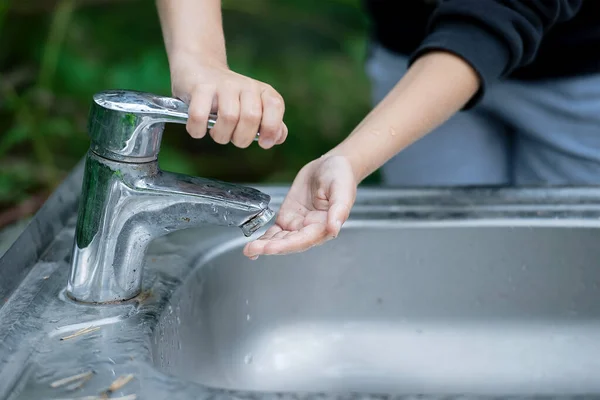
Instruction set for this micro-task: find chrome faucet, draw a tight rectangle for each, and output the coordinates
[67,90,274,304]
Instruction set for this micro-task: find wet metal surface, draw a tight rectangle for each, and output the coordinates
[2,162,600,399]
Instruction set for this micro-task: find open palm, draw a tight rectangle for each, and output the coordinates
[243,155,357,258]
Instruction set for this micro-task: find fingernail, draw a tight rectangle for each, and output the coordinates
[250,255,259,261]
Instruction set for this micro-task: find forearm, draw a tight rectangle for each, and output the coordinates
[156,0,227,67]
[328,50,479,182]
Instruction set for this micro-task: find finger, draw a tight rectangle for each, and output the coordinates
[243,225,281,258]
[271,230,292,240]
[244,238,269,258]
[262,224,329,255]
[232,90,262,148]
[186,85,216,139]
[211,85,241,144]
[276,122,288,145]
[258,86,285,149]
[257,225,282,241]
[326,179,355,237]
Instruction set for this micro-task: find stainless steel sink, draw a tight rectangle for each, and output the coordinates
[151,218,600,395]
[4,163,600,399]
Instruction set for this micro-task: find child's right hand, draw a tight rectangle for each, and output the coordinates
[170,54,288,149]
[243,155,358,258]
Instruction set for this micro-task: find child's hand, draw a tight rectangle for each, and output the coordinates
[243,155,357,258]
[171,55,287,149]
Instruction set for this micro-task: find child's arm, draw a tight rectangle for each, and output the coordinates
[155,0,287,149]
[156,0,227,68]
[327,50,479,183]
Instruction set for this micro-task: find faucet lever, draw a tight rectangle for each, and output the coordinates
[89,89,259,163]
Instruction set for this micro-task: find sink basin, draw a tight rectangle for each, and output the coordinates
[151,219,600,395]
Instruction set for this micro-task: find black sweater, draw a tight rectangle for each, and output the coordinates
[363,0,600,106]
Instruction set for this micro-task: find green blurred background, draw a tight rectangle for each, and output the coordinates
[0,0,378,229]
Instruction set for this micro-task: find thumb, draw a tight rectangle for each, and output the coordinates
[326,178,356,237]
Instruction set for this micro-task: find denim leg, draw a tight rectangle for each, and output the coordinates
[484,74,600,185]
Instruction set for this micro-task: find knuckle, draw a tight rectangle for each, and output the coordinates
[221,79,235,88]
[192,83,216,95]
[188,109,208,123]
[261,83,275,92]
[219,110,239,123]
[265,93,284,109]
[242,107,262,123]
[245,80,261,91]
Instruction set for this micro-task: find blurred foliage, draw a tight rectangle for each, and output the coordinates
[0,0,378,222]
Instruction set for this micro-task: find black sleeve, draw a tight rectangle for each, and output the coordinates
[409,0,584,108]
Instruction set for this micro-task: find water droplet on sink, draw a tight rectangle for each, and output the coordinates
[244,354,253,364]
[245,299,249,306]
[246,314,251,322]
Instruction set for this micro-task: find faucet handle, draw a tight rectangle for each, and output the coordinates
[88,89,259,163]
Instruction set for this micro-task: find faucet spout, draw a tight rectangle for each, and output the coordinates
[137,162,274,236]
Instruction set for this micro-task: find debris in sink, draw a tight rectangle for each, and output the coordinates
[102,374,134,395]
[65,374,93,392]
[50,370,94,388]
[59,325,101,341]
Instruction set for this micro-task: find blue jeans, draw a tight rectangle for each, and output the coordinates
[366,43,600,187]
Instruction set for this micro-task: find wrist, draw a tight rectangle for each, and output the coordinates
[168,47,228,71]
[324,146,369,184]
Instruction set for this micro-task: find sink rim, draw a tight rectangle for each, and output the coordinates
[187,216,600,275]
